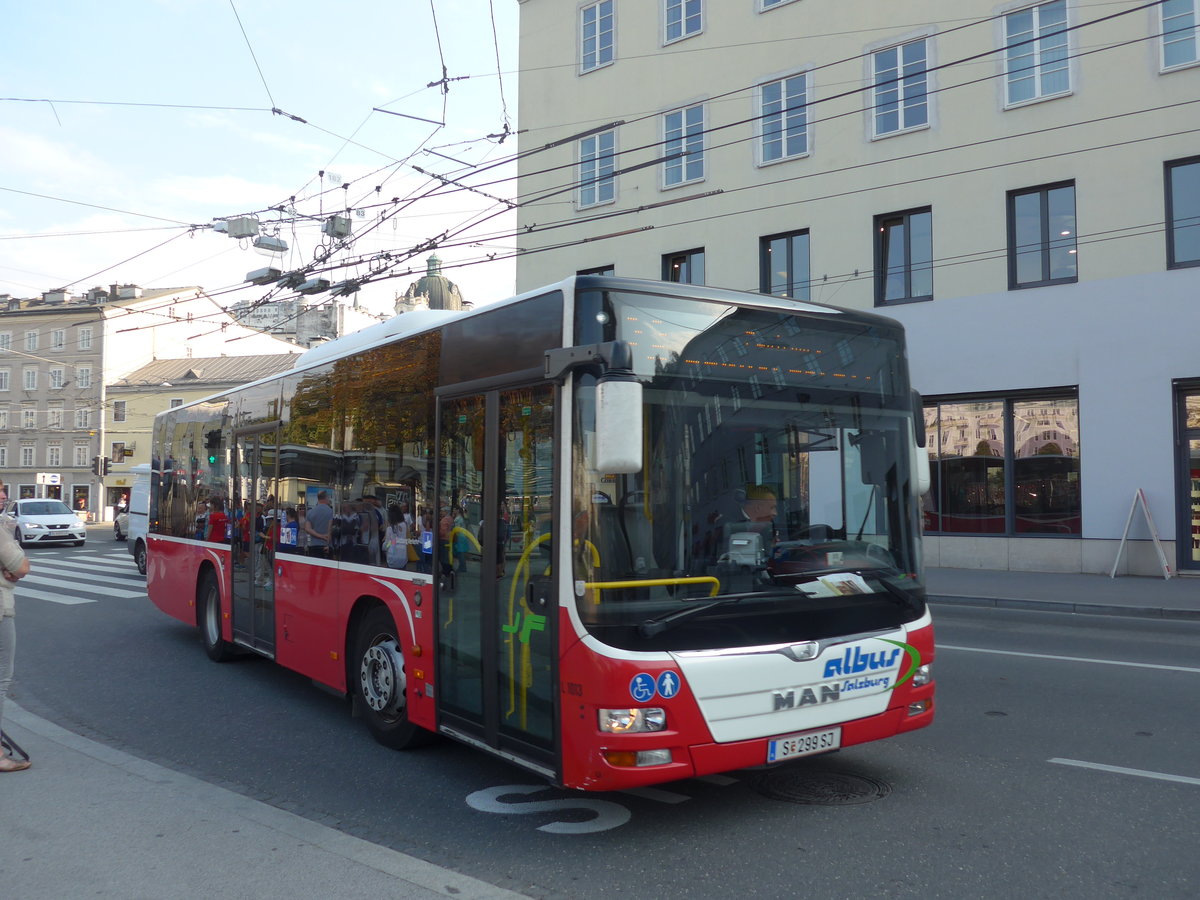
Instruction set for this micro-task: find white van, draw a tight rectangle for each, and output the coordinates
[124,464,151,575]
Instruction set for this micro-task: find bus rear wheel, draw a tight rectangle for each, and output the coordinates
[352,606,431,749]
[199,571,235,662]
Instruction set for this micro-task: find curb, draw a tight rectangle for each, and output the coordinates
[929,594,1200,621]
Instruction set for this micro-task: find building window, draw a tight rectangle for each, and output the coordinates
[577,265,616,276]
[1008,182,1077,288]
[665,0,702,43]
[875,208,933,304]
[22,409,35,430]
[78,327,92,350]
[48,445,61,468]
[0,370,8,392]
[170,398,184,408]
[759,73,808,163]
[74,445,89,467]
[1162,0,1199,69]
[580,0,615,73]
[23,368,36,391]
[20,445,33,468]
[1004,0,1069,105]
[113,400,127,423]
[664,104,705,187]
[578,130,617,208]
[0,410,7,429]
[662,249,705,284]
[1166,156,1200,268]
[75,408,90,429]
[760,0,798,8]
[0,447,6,468]
[24,331,38,352]
[872,39,928,137]
[760,230,811,300]
[51,329,65,351]
[0,333,9,352]
[48,406,63,429]
[49,368,64,390]
[924,394,1080,536]
[77,367,91,389]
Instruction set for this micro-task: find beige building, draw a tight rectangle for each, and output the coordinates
[514,0,1200,575]
[106,354,302,508]
[0,285,298,518]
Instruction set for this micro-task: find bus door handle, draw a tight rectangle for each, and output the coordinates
[526,576,553,612]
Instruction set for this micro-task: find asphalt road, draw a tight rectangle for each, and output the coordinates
[12,530,1200,898]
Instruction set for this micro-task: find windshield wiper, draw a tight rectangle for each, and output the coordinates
[871,572,923,613]
[638,591,774,638]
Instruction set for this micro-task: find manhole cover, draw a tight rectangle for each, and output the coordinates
[755,768,891,805]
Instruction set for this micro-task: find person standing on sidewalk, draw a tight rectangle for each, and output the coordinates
[0,504,31,772]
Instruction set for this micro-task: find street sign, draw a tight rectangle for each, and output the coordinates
[36,472,62,485]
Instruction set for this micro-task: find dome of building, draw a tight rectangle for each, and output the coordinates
[395,253,466,313]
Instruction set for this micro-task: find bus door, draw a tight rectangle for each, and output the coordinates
[436,384,558,774]
[231,425,281,656]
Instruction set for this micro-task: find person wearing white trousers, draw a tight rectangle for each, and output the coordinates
[0,512,31,773]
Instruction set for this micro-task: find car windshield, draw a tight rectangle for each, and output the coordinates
[569,289,924,653]
[21,501,73,516]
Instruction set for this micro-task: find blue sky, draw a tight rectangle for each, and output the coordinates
[1,0,519,315]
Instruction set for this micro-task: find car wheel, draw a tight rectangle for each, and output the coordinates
[199,570,234,662]
[351,606,432,749]
[134,540,147,576]
[114,523,126,540]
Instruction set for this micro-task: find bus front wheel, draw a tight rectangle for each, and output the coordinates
[352,606,431,750]
[199,571,235,662]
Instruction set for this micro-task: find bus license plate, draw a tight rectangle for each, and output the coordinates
[767,727,841,763]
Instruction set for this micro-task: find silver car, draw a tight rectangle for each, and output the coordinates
[3,499,87,547]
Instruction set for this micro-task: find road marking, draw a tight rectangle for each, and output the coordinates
[37,556,137,572]
[22,573,145,598]
[1049,758,1200,786]
[937,644,1200,675]
[466,785,631,834]
[16,586,96,605]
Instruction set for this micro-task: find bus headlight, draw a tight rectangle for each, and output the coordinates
[912,664,932,687]
[598,708,667,733]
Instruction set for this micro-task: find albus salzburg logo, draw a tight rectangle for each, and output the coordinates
[771,639,920,711]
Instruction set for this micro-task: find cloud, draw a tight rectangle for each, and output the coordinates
[0,127,117,191]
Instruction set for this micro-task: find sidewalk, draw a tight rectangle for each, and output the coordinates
[0,703,529,900]
[926,566,1200,619]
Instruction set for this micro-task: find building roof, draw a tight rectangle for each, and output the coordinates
[111,354,299,389]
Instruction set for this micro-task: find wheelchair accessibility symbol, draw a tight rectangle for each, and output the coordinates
[629,673,655,702]
[629,671,682,702]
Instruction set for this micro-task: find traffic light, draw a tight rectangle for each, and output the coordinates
[90,455,101,476]
[102,457,111,476]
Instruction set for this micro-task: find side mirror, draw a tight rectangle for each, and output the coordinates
[595,378,642,474]
[910,390,930,496]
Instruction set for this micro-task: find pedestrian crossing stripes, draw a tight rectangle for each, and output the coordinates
[18,549,145,606]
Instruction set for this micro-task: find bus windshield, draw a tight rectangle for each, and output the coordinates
[571,289,924,653]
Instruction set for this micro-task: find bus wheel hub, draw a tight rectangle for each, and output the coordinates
[360,640,405,714]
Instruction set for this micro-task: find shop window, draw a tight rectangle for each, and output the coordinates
[923,393,1080,535]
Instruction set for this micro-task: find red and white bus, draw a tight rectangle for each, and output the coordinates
[146,275,934,791]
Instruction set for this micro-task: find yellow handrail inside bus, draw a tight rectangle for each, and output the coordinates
[442,526,482,629]
[505,532,555,721]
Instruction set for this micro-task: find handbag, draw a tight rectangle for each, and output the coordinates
[384,526,406,568]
